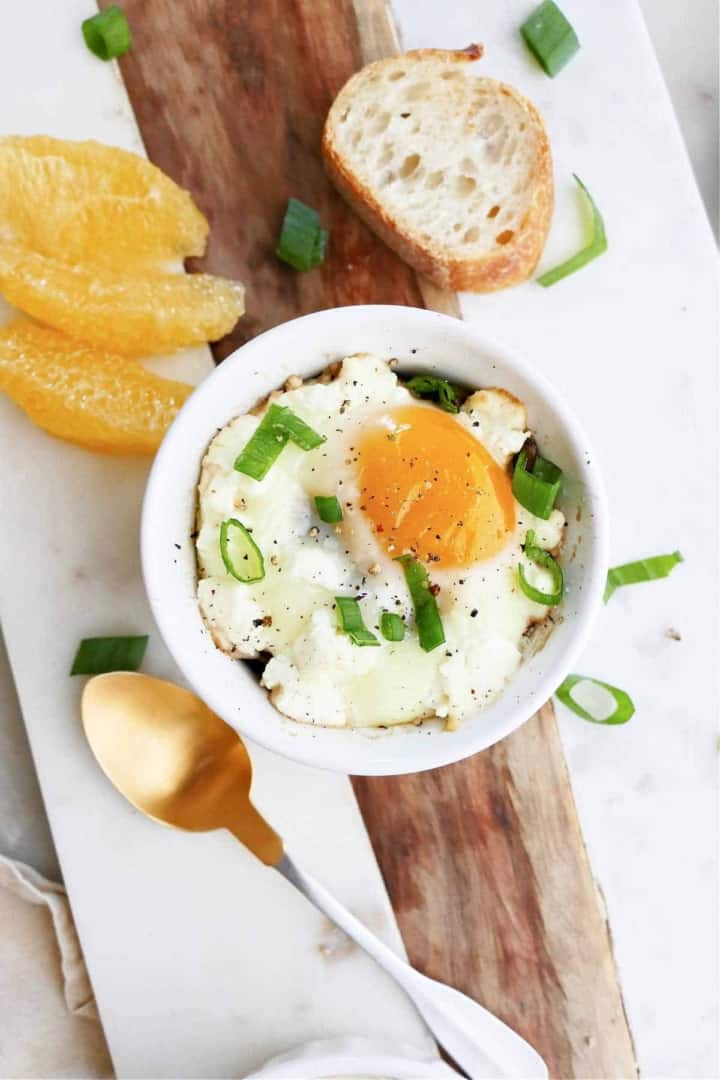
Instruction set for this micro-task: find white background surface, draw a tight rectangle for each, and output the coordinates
[638,0,718,237]
[0,0,717,1077]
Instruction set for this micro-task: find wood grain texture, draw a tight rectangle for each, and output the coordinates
[354,704,638,1078]
[107,0,451,355]
[105,0,635,1074]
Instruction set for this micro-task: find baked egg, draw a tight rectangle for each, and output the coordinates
[195,354,565,729]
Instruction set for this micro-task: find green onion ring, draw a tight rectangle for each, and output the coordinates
[518,529,564,606]
[556,675,635,725]
[220,518,265,583]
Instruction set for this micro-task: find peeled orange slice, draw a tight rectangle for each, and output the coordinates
[0,136,208,269]
[0,320,192,454]
[0,244,245,356]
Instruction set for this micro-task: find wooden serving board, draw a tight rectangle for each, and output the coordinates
[105,1,637,1075]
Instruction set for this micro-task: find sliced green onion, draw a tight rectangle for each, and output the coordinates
[335,596,380,647]
[380,612,405,642]
[405,374,460,414]
[512,446,562,520]
[312,227,329,268]
[234,405,289,480]
[81,5,132,61]
[220,518,265,583]
[604,550,683,603]
[276,198,328,271]
[395,555,445,653]
[556,674,635,725]
[518,529,564,606]
[278,407,326,450]
[315,495,343,523]
[521,0,579,77]
[537,175,607,287]
[234,404,325,480]
[70,635,147,676]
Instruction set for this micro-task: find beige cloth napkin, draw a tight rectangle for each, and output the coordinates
[0,853,112,1078]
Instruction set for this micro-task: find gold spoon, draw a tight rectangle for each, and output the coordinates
[82,671,547,1080]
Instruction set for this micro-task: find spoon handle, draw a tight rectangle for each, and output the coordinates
[275,853,547,1080]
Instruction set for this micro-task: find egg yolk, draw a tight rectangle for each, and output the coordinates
[357,405,515,569]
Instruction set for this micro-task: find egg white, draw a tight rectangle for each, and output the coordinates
[196,354,564,729]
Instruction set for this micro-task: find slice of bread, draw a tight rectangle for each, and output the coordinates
[322,46,553,293]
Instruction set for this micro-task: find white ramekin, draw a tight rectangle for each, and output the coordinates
[141,305,608,775]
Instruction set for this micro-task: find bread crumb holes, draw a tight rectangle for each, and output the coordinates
[399,153,421,179]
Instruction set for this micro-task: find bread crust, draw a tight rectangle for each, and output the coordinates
[322,47,553,293]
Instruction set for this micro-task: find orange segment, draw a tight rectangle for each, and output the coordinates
[0,244,244,356]
[0,136,208,269]
[0,320,192,454]
[357,405,515,568]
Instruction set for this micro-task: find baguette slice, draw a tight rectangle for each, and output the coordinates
[322,46,553,292]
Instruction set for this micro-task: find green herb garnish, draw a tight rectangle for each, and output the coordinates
[512,446,562,520]
[70,635,147,676]
[220,519,265,583]
[234,404,325,480]
[518,530,564,606]
[604,551,683,603]
[406,374,461,414]
[380,612,405,642]
[81,5,131,61]
[395,554,445,653]
[556,674,635,725]
[276,198,328,271]
[277,407,326,450]
[521,0,579,77]
[335,597,380,647]
[315,495,343,524]
[234,406,289,480]
[538,175,607,287]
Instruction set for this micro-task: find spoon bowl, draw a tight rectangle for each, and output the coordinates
[82,671,283,863]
